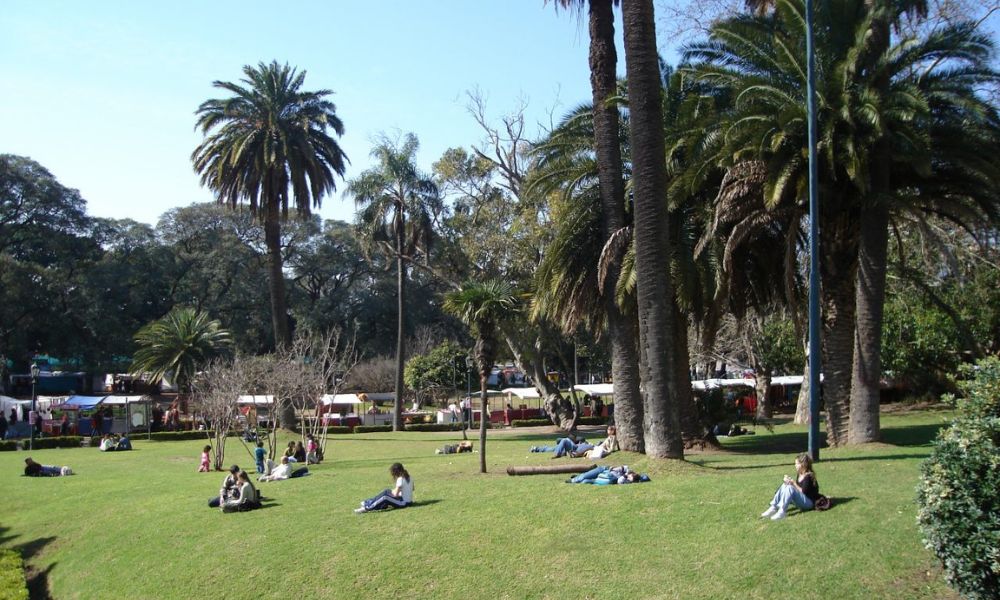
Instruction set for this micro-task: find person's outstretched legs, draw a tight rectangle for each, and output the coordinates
[570,465,608,483]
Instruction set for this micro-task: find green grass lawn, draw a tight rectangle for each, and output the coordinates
[0,409,957,599]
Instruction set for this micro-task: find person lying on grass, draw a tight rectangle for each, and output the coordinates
[208,465,240,508]
[761,452,821,521]
[573,426,618,459]
[354,463,413,513]
[530,433,593,458]
[23,457,73,477]
[259,456,292,482]
[566,465,648,485]
[221,471,260,513]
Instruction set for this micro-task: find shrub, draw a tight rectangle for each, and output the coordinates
[324,426,353,435]
[31,436,83,449]
[917,357,1000,600]
[0,440,18,452]
[511,419,553,428]
[147,431,215,441]
[354,425,393,434]
[0,549,28,600]
[577,416,608,426]
[404,423,463,432]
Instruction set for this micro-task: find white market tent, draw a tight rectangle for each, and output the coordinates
[691,378,756,392]
[571,383,615,397]
[320,394,364,405]
[359,392,395,403]
[237,395,274,405]
[101,395,151,405]
[501,387,542,399]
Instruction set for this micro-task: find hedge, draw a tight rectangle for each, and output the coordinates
[354,425,393,434]
[146,431,215,441]
[323,426,353,435]
[917,357,1000,600]
[511,419,553,428]
[0,549,28,600]
[0,440,17,452]
[31,436,83,449]
[404,423,464,432]
[577,416,608,426]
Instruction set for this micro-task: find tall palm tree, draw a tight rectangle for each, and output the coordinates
[546,0,646,452]
[684,0,1000,445]
[621,0,684,458]
[130,307,232,394]
[348,133,441,431]
[192,60,348,354]
[443,280,518,473]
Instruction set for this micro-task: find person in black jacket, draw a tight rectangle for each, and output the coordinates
[761,453,821,520]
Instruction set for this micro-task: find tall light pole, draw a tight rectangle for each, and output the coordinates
[464,355,473,431]
[805,0,822,461]
[29,362,39,451]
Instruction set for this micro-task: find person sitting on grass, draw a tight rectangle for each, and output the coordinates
[567,464,648,485]
[530,433,593,458]
[293,441,307,463]
[99,434,117,452]
[761,452,820,521]
[23,457,72,477]
[259,456,293,482]
[116,434,132,451]
[574,426,618,459]
[221,471,260,512]
[354,463,414,513]
[208,465,240,508]
[283,441,297,462]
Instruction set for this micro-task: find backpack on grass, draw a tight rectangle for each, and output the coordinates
[814,495,832,511]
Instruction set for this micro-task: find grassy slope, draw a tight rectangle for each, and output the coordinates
[0,410,956,600]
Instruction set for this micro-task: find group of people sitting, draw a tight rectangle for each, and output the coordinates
[98,433,132,452]
[530,425,619,459]
[208,465,261,512]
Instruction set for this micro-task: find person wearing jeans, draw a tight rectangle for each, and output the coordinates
[761,453,820,520]
[530,437,592,457]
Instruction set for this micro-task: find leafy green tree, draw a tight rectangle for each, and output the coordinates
[130,307,232,394]
[403,340,467,406]
[192,60,348,351]
[443,280,518,473]
[348,133,441,430]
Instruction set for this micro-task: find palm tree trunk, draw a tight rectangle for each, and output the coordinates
[849,201,887,444]
[265,202,295,429]
[622,0,683,459]
[794,339,810,424]
[673,303,704,446]
[755,370,773,420]
[479,372,489,473]
[821,229,859,448]
[394,208,407,432]
[589,0,644,452]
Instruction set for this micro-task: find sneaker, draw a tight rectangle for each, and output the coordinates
[354,507,366,514]
[761,507,777,518]
[770,509,787,521]
[530,446,538,452]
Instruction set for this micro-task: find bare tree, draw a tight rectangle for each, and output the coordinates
[192,356,252,471]
[343,356,397,395]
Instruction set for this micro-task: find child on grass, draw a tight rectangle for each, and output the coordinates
[354,463,413,513]
[254,441,266,474]
[199,445,212,472]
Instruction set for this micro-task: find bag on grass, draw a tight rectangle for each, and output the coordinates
[814,495,832,511]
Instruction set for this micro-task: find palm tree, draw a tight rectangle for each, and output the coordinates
[443,280,518,473]
[621,0,684,458]
[348,133,441,431]
[684,0,1000,445]
[546,0,645,452]
[192,60,348,353]
[130,307,232,394]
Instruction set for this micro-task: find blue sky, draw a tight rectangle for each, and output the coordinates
[1,1,643,226]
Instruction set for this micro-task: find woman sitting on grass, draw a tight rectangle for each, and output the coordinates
[208,465,241,508]
[574,426,618,459]
[221,471,260,512]
[354,463,413,513]
[761,453,820,520]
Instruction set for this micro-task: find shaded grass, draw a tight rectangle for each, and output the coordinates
[0,410,957,599]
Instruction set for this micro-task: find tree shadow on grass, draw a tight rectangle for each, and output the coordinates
[879,423,946,446]
[824,496,858,510]
[26,561,55,600]
[716,420,947,456]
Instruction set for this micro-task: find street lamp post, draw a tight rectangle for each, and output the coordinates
[464,356,473,431]
[30,362,40,451]
[805,0,822,461]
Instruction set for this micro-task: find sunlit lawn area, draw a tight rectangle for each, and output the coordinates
[1,409,956,599]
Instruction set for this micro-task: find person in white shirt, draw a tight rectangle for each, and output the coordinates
[258,456,293,482]
[221,471,260,512]
[354,463,414,513]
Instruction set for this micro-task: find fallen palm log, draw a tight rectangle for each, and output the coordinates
[506,464,596,476]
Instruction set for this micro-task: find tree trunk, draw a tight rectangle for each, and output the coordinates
[794,339,811,424]
[393,208,407,432]
[849,201,887,444]
[479,372,488,474]
[755,370,773,420]
[673,303,704,446]
[504,333,576,430]
[622,0,683,459]
[588,0,644,453]
[265,203,295,429]
[821,227,859,448]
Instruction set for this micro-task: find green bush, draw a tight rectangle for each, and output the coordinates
[511,419,552,428]
[324,426,352,435]
[577,416,607,426]
[404,423,463,432]
[31,436,83,449]
[0,549,28,600]
[354,425,393,434]
[147,431,214,441]
[0,440,18,452]
[917,357,1000,600]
